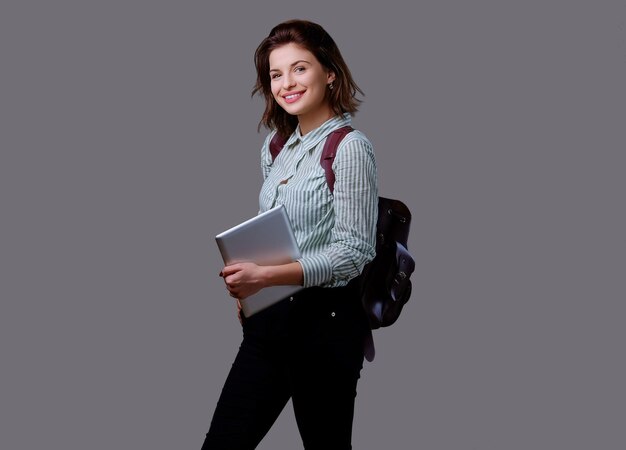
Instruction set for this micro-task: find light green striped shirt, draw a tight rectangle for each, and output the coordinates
[259,113,378,288]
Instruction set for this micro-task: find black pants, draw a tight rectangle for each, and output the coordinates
[201,285,369,450]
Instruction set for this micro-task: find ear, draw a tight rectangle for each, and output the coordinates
[327,71,336,85]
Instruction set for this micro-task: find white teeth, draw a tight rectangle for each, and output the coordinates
[285,93,301,100]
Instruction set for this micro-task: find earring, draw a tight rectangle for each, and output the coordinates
[328,82,334,90]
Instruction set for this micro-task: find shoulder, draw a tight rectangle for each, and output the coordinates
[343,129,373,149]
[262,129,278,150]
[335,129,376,162]
[261,129,279,159]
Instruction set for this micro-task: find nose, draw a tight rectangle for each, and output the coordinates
[282,72,296,90]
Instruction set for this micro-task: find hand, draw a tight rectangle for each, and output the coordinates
[220,262,267,301]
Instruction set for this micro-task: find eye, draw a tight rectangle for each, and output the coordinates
[270,73,281,80]
[294,66,305,73]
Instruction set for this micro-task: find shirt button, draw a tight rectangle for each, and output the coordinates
[331,312,336,317]
[289,296,294,302]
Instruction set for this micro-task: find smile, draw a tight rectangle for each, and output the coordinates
[283,91,305,104]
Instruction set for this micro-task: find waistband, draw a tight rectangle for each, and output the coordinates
[241,284,365,332]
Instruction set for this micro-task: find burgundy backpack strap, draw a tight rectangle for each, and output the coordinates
[320,125,353,193]
[269,132,288,161]
[270,125,354,192]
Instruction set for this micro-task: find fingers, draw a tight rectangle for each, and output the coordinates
[218,264,256,301]
[220,265,240,296]
[220,263,243,278]
[215,266,243,314]
[225,277,239,295]
[236,299,243,324]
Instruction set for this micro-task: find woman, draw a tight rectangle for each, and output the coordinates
[202,19,378,450]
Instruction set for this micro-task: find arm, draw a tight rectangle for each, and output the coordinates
[221,261,303,300]
[297,133,378,287]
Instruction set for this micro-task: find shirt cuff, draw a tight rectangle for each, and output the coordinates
[297,254,333,288]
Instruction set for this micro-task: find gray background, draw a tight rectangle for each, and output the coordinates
[2,1,625,449]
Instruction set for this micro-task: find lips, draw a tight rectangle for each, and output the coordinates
[282,90,305,104]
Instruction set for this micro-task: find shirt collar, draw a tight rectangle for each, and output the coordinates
[282,113,352,150]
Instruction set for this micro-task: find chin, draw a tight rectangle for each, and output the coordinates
[281,104,305,116]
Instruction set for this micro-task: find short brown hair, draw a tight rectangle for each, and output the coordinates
[252,19,364,138]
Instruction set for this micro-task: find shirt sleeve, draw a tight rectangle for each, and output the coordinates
[297,133,378,288]
[260,131,276,181]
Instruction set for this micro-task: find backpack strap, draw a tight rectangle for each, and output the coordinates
[269,125,354,194]
[320,126,353,193]
[269,132,288,161]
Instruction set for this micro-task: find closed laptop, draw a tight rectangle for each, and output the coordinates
[215,205,302,317]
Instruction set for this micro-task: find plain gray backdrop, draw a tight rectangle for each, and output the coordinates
[2,1,625,449]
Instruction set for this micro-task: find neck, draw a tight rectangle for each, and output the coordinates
[298,107,334,136]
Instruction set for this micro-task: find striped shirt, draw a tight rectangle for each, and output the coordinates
[259,113,378,288]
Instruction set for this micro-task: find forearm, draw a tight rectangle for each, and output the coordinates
[298,238,375,288]
[261,261,304,287]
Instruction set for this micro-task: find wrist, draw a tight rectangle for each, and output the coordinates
[260,265,273,288]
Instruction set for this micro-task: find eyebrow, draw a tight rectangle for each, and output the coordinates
[269,60,311,72]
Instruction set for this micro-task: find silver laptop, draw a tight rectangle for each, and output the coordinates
[215,204,302,317]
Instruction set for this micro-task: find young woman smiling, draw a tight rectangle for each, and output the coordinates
[201,19,378,450]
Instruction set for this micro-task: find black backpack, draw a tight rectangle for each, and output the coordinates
[270,126,415,330]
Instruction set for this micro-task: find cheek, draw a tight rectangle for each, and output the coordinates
[270,81,282,98]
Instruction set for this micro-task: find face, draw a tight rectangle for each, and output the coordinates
[269,43,336,132]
